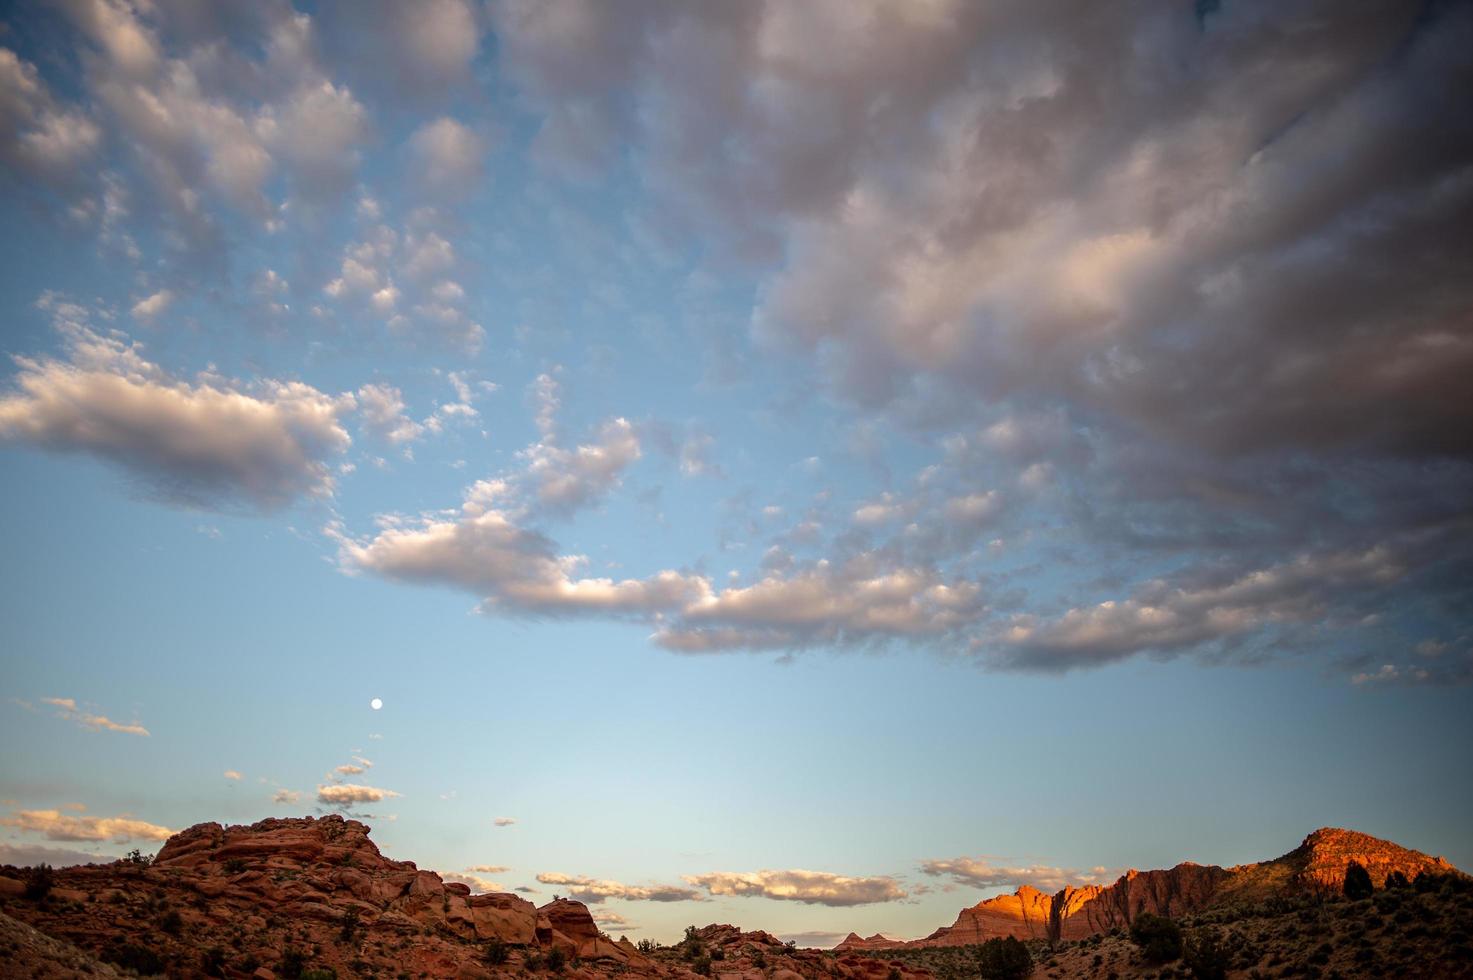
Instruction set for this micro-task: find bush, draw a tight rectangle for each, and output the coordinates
[301,970,338,980]
[692,954,712,976]
[1130,913,1184,963]
[125,848,151,866]
[280,947,308,979]
[23,863,53,901]
[1384,871,1410,890]
[545,946,567,973]
[105,943,165,975]
[637,938,656,953]
[1182,928,1229,980]
[1343,862,1374,901]
[160,909,184,936]
[224,857,248,874]
[339,906,360,943]
[976,936,1032,980]
[484,939,509,965]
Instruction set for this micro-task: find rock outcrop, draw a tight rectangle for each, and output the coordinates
[838,827,1464,950]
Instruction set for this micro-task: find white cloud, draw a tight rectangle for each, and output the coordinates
[467,864,510,873]
[920,856,1114,893]
[535,872,703,904]
[410,116,486,197]
[494,816,516,827]
[223,770,243,781]
[357,383,425,446]
[316,783,401,806]
[1,808,172,842]
[272,789,302,805]
[130,289,173,322]
[441,871,503,893]
[684,869,907,907]
[40,696,149,737]
[0,299,354,511]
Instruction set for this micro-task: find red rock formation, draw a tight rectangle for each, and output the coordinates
[852,827,1464,949]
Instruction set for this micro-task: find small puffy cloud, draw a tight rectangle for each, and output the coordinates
[356,383,425,446]
[0,841,109,868]
[591,909,638,932]
[41,696,149,736]
[334,764,365,775]
[467,864,510,873]
[223,770,243,781]
[441,871,502,893]
[272,789,302,805]
[1,808,172,842]
[410,116,487,197]
[536,872,703,904]
[920,857,1114,893]
[316,783,401,806]
[522,417,642,515]
[130,289,173,322]
[261,80,368,198]
[493,817,516,827]
[684,869,907,907]
[0,301,354,512]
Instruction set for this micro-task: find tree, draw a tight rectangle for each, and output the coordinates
[1129,913,1183,963]
[1343,861,1374,900]
[1182,927,1230,980]
[23,863,54,901]
[1384,870,1410,890]
[977,936,1032,980]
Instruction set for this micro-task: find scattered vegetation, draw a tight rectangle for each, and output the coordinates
[22,864,53,902]
[1130,912,1184,963]
[976,935,1032,980]
[483,938,510,965]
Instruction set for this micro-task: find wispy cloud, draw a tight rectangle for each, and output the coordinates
[41,697,149,737]
[684,869,907,907]
[1,808,172,842]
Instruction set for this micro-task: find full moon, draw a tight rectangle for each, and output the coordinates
[370,698,383,710]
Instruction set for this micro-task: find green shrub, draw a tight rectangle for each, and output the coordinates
[280,947,308,979]
[692,954,712,976]
[1182,928,1229,980]
[545,946,567,973]
[484,939,509,965]
[1343,862,1373,901]
[301,970,338,980]
[223,858,248,874]
[160,909,184,936]
[105,943,165,975]
[976,935,1032,980]
[1130,913,1184,963]
[1384,871,1410,890]
[23,864,53,901]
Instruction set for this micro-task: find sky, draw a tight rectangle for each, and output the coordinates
[2,0,1472,948]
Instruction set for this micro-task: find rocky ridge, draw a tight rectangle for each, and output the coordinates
[836,827,1461,950]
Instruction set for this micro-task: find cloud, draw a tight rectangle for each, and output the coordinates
[334,764,366,775]
[0,841,111,868]
[223,770,243,781]
[357,383,425,446]
[441,871,503,893]
[410,116,487,197]
[272,789,302,805]
[468,864,511,873]
[1,808,172,842]
[316,783,401,806]
[0,298,354,512]
[591,909,638,932]
[130,289,173,322]
[0,48,101,186]
[920,857,1114,893]
[684,869,907,907]
[535,872,703,904]
[493,817,517,827]
[40,696,149,736]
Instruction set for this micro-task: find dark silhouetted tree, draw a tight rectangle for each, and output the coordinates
[1344,861,1374,900]
[1129,912,1183,963]
[1384,870,1410,890]
[977,936,1032,980]
[1182,927,1229,980]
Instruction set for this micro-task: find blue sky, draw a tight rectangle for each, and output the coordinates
[2,0,1472,947]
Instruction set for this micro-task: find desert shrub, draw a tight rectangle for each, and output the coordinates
[1130,913,1184,963]
[125,848,151,866]
[484,939,510,965]
[711,946,725,960]
[1384,871,1410,890]
[1182,928,1229,980]
[976,936,1032,980]
[545,946,567,973]
[201,945,227,977]
[23,863,53,901]
[636,939,656,954]
[524,952,545,970]
[105,942,165,975]
[340,906,360,943]
[1343,862,1373,900]
[301,970,338,980]
[160,908,184,935]
[280,946,308,979]
[692,954,712,976]
[224,858,248,874]
[887,968,902,980]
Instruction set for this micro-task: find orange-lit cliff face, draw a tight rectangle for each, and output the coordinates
[835,828,1463,950]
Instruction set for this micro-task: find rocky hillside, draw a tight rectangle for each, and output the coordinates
[836,827,1461,950]
[0,815,933,980]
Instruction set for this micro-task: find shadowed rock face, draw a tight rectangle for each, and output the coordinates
[836,827,1463,950]
[0,815,936,980]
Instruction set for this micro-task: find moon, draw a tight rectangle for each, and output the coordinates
[370,698,383,711]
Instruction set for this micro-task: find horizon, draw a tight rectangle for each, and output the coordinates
[2,0,1471,950]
